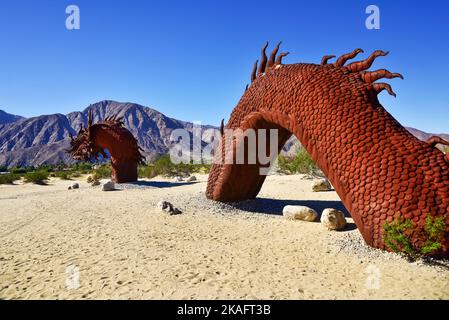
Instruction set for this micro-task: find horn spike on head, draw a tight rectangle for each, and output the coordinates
[88,109,93,127]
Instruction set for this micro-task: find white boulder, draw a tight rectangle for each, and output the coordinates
[320,208,347,230]
[283,206,318,222]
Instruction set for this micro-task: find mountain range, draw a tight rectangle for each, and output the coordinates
[0,100,447,168]
[0,101,215,168]
[0,110,24,125]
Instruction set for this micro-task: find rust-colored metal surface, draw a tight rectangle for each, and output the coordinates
[206,44,449,256]
[68,110,144,183]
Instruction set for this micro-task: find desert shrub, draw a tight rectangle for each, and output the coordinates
[94,164,112,178]
[86,173,101,184]
[10,166,33,175]
[383,216,415,255]
[138,155,211,179]
[24,170,49,185]
[421,216,446,255]
[153,155,175,176]
[38,164,56,172]
[72,162,93,173]
[0,173,19,185]
[138,165,158,179]
[71,172,82,178]
[52,171,72,180]
[383,215,446,258]
[197,164,211,174]
[278,148,319,175]
[0,166,8,173]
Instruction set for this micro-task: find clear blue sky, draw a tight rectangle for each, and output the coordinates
[0,0,448,132]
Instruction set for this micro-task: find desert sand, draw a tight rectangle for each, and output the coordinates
[0,174,448,300]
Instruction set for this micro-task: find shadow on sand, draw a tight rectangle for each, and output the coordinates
[119,180,197,188]
[229,197,357,231]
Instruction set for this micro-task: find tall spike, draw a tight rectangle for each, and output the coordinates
[251,60,259,83]
[360,69,404,84]
[334,48,364,67]
[373,83,396,97]
[275,52,290,66]
[257,42,269,76]
[345,50,389,73]
[88,109,93,127]
[321,55,336,65]
[266,41,282,70]
[219,119,225,136]
[426,136,449,148]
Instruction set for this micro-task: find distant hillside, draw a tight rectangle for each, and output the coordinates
[404,127,449,143]
[281,127,449,157]
[0,101,215,168]
[0,110,24,125]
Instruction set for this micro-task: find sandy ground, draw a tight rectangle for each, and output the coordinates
[0,174,448,300]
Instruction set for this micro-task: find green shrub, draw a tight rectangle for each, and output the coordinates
[0,173,19,185]
[37,164,55,172]
[72,162,93,172]
[24,171,49,185]
[10,166,33,175]
[383,214,446,258]
[138,155,211,179]
[278,148,319,175]
[421,216,446,255]
[94,164,112,178]
[53,171,72,180]
[383,216,415,255]
[138,165,158,179]
[197,164,211,174]
[71,172,81,178]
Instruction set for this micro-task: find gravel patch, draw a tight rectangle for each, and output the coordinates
[327,228,449,271]
[115,183,157,190]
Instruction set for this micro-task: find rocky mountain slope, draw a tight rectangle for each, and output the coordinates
[405,127,449,143]
[0,101,215,167]
[0,110,24,125]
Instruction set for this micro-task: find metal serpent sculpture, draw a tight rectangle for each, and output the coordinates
[68,109,144,183]
[206,43,449,256]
